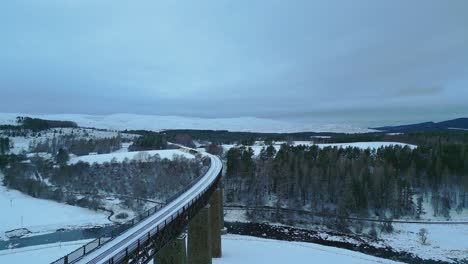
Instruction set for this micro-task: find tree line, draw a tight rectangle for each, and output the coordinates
[225,137,468,224]
[2,153,209,213]
[16,116,78,132]
[128,132,197,150]
[31,135,122,156]
[129,132,167,151]
[162,129,334,144]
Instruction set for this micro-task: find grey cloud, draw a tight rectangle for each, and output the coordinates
[0,0,467,125]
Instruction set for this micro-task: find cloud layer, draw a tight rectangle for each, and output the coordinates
[1,0,467,124]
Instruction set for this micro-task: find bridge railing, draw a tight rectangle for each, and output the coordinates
[50,157,212,264]
[110,170,221,264]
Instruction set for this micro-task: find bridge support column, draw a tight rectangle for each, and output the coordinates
[188,205,212,264]
[153,234,187,264]
[220,187,225,231]
[210,188,222,258]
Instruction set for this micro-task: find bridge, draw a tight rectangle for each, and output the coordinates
[51,152,224,264]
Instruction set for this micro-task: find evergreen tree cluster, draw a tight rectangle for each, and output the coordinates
[16,116,78,132]
[161,129,333,144]
[129,132,167,151]
[31,135,122,155]
[0,137,10,154]
[55,148,70,165]
[225,139,468,220]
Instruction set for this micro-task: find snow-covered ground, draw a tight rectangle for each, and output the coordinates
[8,136,30,155]
[380,223,468,263]
[0,174,110,240]
[103,197,137,223]
[68,149,195,165]
[0,113,374,133]
[0,240,91,264]
[0,235,402,264]
[223,141,417,156]
[224,207,468,263]
[213,235,401,264]
[112,142,132,153]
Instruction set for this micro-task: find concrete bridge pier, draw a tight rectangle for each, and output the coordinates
[210,188,223,258]
[219,187,226,234]
[188,205,212,264]
[153,234,187,264]
[187,185,225,264]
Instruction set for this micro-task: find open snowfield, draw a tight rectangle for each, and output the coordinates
[0,240,91,264]
[223,207,468,263]
[0,174,110,240]
[213,235,402,264]
[223,141,417,156]
[68,149,195,165]
[380,223,468,263]
[151,234,404,264]
[0,113,374,133]
[0,235,402,264]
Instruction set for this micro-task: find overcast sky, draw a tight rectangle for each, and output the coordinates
[1,0,467,124]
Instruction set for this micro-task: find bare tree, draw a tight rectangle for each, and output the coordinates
[417,228,429,245]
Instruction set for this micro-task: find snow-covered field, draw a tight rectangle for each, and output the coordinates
[380,223,468,263]
[223,141,417,156]
[0,113,374,133]
[213,235,401,264]
[68,149,195,165]
[0,174,110,240]
[0,235,402,264]
[224,208,468,263]
[0,240,91,264]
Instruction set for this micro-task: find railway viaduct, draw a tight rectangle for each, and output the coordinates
[51,152,224,264]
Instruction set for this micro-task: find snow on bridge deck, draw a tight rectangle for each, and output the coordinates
[73,153,222,264]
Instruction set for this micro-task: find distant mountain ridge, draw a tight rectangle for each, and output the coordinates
[371,118,468,133]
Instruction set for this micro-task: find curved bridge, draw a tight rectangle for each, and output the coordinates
[51,152,223,264]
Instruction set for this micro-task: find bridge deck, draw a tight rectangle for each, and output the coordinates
[75,154,222,264]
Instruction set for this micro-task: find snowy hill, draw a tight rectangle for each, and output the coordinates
[372,117,468,132]
[0,113,373,133]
